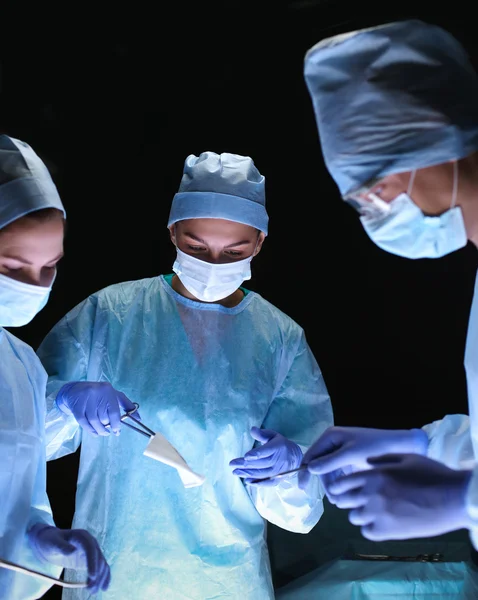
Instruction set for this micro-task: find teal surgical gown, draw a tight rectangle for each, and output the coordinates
[0,327,61,599]
[39,275,333,599]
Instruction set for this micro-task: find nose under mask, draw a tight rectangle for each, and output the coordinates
[0,272,54,328]
[360,162,467,259]
[172,248,253,302]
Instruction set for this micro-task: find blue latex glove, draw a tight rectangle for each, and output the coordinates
[56,381,140,436]
[27,523,111,594]
[327,453,473,541]
[229,427,303,486]
[298,426,429,491]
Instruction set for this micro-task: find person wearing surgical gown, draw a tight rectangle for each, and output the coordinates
[38,151,333,599]
[0,135,109,599]
[299,19,478,548]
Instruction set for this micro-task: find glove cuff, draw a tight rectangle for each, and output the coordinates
[409,428,429,455]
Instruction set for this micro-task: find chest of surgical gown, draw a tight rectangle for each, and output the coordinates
[39,276,333,600]
[0,328,60,599]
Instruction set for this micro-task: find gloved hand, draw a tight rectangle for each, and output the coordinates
[229,427,302,486]
[27,523,110,594]
[326,453,472,541]
[298,426,429,491]
[56,381,140,436]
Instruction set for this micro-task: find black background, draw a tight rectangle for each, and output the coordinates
[1,2,478,598]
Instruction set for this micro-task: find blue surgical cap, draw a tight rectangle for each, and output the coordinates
[304,20,478,196]
[0,135,65,230]
[168,151,268,235]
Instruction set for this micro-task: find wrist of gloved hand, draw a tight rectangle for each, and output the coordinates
[384,428,429,455]
[409,428,429,455]
[458,469,475,530]
[55,382,80,415]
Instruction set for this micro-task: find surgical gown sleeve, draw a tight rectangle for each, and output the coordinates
[423,416,478,549]
[19,431,63,590]
[422,415,475,470]
[0,331,62,598]
[421,270,478,548]
[247,330,333,534]
[462,270,478,549]
[38,298,99,460]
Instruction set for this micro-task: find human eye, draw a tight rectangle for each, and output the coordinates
[2,262,22,272]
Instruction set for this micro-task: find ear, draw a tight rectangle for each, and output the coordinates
[168,225,176,246]
[253,232,266,257]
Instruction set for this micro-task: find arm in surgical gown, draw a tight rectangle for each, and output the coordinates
[423,415,474,470]
[0,328,62,599]
[247,330,333,533]
[421,270,478,548]
[40,290,333,534]
[41,299,95,460]
[422,408,478,550]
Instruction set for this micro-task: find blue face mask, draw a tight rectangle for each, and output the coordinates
[359,163,467,259]
[0,272,54,327]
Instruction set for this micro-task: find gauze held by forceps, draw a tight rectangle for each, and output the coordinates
[120,403,205,488]
[0,557,87,589]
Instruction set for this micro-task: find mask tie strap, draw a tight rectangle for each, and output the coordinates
[450,161,459,209]
[250,232,261,260]
[408,170,417,196]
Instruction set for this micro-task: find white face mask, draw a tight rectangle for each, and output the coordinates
[173,247,253,303]
[0,272,54,327]
[360,162,467,259]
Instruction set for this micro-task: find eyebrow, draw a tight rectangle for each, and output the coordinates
[224,240,252,248]
[3,251,64,265]
[184,232,252,248]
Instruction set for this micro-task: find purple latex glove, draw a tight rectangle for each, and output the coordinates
[298,426,428,491]
[56,381,140,436]
[327,453,473,541]
[28,523,110,594]
[229,427,303,486]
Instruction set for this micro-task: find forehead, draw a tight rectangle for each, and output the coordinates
[0,216,64,256]
[176,218,257,239]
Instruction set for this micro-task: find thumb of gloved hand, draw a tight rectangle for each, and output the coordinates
[117,391,141,420]
[250,427,276,446]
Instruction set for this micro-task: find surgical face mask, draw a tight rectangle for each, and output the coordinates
[0,272,54,327]
[173,247,253,302]
[357,162,467,259]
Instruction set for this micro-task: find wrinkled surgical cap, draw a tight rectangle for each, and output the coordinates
[304,19,478,196]
[168,151,268,234]
[0,135,65,230]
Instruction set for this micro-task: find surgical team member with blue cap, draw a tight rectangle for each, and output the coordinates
[0,135,110,598]
[37,151,333,599]
[295,20,478,546]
